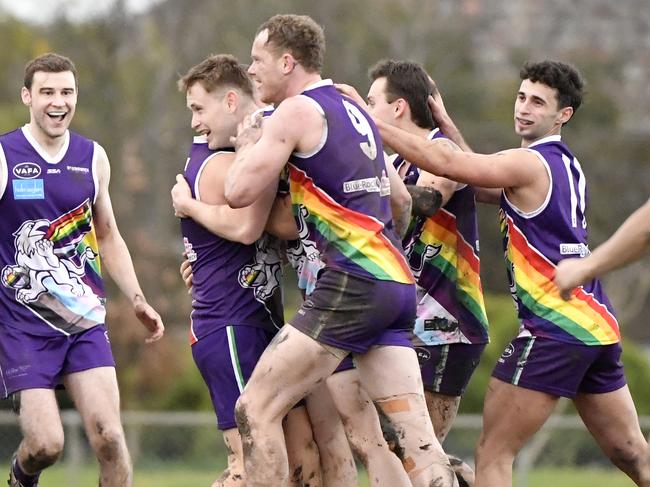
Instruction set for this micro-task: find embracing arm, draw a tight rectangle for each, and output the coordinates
[265,193,299,240]
[172,151,278,245]
[554,198,650,299]
[225,97,322,208]
[93,145,164,342]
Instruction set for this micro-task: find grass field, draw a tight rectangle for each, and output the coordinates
[2,464,635,486]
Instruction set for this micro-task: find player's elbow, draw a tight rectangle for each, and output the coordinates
[237,226,263,245]
[224,185,253,209]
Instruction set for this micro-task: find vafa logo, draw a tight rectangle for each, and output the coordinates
[13,162,41,179]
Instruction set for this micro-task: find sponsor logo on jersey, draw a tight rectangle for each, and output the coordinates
[12,179,44,199]
[47,168,61,174]
[343,177,381,193]
[66,165,89,174]
[559,243,589,257]
[13,162,41,179]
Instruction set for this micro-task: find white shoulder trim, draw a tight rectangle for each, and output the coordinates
[194,151,228,201]
[501,148,552,219]
[0,142,7,200]
[427,128,441,140]
[21,125,69,164]
[302,79,333,92]
[91,142,100,204]
[528,134,561,148]
[292,95,327,159]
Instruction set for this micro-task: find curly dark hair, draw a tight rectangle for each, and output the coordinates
[369,59,438,130]
[520,60,585,114]
[257,14,325,73]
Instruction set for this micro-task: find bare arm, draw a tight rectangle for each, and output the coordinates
[225,97,323,208]
[172,152,277,245]
[265,193,299,240]
[375,119,543,191]
[93,145,164,343]
[554,198,650,299]
[385,158,412,238]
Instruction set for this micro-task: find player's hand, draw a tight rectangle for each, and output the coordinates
[180,257,193,293]
[554,258,592,300]
[171,174,192,218]
[335,83,369,111]
[232,110,263,150]
[427,90,451,128]
[133,295,165,343]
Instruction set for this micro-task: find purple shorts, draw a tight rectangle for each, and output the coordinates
[191,325,275,430]
[0,324,115,399]
[289,269,416,354]
[416,343,486,397]
[492,335,626,398]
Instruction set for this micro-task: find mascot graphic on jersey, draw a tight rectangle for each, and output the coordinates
[238,233,284,329]
[1,199,106,333]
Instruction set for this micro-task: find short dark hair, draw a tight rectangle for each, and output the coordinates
[257,14,325,73]
[178,54,254,97]
[520,60,585,114]
[24,53,77,90]
[368,59,438,129]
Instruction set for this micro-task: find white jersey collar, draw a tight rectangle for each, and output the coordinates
[302,79,333,92]
[528,134,561,148]
[21,124,70,164]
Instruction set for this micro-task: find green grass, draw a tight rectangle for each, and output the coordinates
[2,464,636,486]
[525,467,635,487]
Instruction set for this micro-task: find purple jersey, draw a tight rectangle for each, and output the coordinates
[0,126,105,337]
[395,129,489,345]
[288,80,413,284]
[180,137,283,344]
[499,135,619,345]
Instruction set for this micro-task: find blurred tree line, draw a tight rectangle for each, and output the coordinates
[0,0,648,413]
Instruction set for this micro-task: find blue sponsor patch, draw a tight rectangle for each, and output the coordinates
[13,179,44,199]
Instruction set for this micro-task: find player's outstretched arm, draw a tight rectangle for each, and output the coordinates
[93,144,164,343]
[375,119,542,192]
[555,198,650,299]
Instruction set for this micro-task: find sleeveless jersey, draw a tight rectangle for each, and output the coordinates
[180,137,284,344]
[499,135,619,345]
[288,80,413,284]
[395,129,489,345]
[0,126,105,337]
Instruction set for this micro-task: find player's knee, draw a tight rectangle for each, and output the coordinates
[89,422,127,463]
[234,395,256,438]
[608,441,646,476]
[23,433,64,471]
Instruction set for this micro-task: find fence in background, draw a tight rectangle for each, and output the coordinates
[1,411,648,486]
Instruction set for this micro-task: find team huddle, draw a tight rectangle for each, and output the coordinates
[1,12,650,487]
